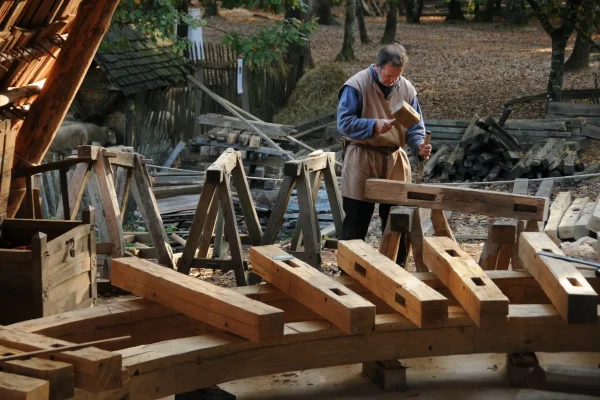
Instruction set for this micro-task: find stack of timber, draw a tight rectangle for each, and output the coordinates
[426,116,586,150]
[543,191,600,249]
[424,117,584,182]
[546,102,600,140]
[7,224,600,399]
[289,112,341,157]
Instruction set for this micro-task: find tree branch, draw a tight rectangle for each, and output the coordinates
[526,0,556,35]
[572,23,600,53]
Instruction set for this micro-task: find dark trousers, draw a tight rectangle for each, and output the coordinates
[340,197,409,266]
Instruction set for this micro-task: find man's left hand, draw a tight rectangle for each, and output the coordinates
[418,142,432,160]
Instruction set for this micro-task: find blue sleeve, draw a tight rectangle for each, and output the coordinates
[337,85,376,141]
[406,96,426,155]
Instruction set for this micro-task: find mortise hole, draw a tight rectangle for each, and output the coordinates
[134,370,140,377]
[407,192,436,201]
[572,208,581,212]
[354,263,367,277]
[541,248,553,253]
[395,292,406,307]
[446,249,459,257]
[567,278,582,287]
[514,204,538,214]
[1,353,13,357]
[330,288,346,296]
[51,344,64,349]
[283,260,300,268]
[471,277,485,286]
[428,345,433,351]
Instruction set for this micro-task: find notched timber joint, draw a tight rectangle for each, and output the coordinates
[407,192,437,202]
[354,262,367,277]
[514,204,538,214]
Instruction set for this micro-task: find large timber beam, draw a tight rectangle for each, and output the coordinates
[8,0,121,216]
[73,305,600,399]
[364,180,549,221]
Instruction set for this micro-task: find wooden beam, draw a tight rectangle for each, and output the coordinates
[87,305,600,399]
[0,344,73,400]
[587,198,600,232]
[338,240,448,328]
[574,201,595,240]
[111,257,285,342]
[197,114,295,137]
[558,197,588,240]
[364,180,549,221]
[544,192,572,244]
[519,232,598,324]
[250,245,376,334]
[423,237,509,327]
[7,0,122,216]
[0,327,121,392]
[205,148,239,184]
[0,371,49,399]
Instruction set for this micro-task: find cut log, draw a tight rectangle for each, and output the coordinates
[422,237,509,327]
[558,197,588,239]
[531,139,559,167]
[544,191,572,244]
[519,232,598,324]
[337,240,448,328]
[508,144,542,179]
[364,180,549,221]
[574,201,595,240]
[423,145,449,177]
[111,257,285,342]
[249,245,375,334]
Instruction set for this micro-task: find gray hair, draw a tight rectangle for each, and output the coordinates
[376,44,408,68]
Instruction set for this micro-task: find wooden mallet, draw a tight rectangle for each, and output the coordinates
[391,100,421,147]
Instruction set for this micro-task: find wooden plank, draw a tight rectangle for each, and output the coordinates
[205,148,239,184]
[547,102,600,118]
[430,209,455,240]
[526,179,555,232]
[93,152,124,257]
[544,191,572,244]
[519,232,598,324]
[423,237,509,327]
[0,344,73,400]
[250,245,375,334]
[574,201,595,240]
[0,328,122,392]
[337,240,448,328]
[111,257,284,342]
[586,198,600,232]
[558,197,588,239]
[365,180,549,221]
[230,155,262,245]
[0,371,49,400]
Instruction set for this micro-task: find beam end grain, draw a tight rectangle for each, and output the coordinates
[250,245,376,334]
[111,257,285,342]
[519,232,598,324]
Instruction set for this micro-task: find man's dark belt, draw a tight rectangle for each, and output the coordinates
[343,140,399,156]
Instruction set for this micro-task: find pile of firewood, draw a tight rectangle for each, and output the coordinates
[423,115,583,182]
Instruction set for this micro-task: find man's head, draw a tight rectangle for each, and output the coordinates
[375,44,408,87]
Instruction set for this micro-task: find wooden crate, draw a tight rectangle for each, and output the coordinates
[0,208,97,324]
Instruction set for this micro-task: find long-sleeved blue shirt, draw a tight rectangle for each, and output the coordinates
[337,66,426,156]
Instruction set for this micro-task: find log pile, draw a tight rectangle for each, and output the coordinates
[424,116,584,182]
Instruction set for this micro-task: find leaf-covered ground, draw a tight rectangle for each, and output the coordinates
[204,8,600,120]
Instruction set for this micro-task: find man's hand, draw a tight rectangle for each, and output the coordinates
[418,142,432,160]
[374,119,394,135]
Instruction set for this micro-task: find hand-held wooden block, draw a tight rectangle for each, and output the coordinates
[112,257,285,342]
[338,240,448,328]
[392,101,421,129]
[422,237,509,327]
[519,232,598,324]
[365,180,549,221]
[250,245,376,334]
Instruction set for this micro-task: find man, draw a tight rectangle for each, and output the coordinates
[337,43,431,264]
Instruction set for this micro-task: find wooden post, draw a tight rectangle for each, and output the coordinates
[8,0,122,216]
[31,233,48,318]
[82,207,98,304]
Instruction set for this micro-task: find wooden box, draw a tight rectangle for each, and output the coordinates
[0,207,97,324]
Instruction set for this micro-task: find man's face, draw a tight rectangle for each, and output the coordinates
[376,63,403,87]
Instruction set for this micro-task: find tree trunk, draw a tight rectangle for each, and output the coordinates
[313,0,336,25]
[381,2,398,43]
[495,0,502,15]
[336,0,357,61]
[477,0,495,22]
[204,0,220,17]
[446,0,465,21]
[547,31,571,102]
[564,31,591,72]
[356,0,370,43]
[285,7,315,69]
[398,0,405,16]
[403,0,414,21]
[8,0,122,216]
[505,0,526,25]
